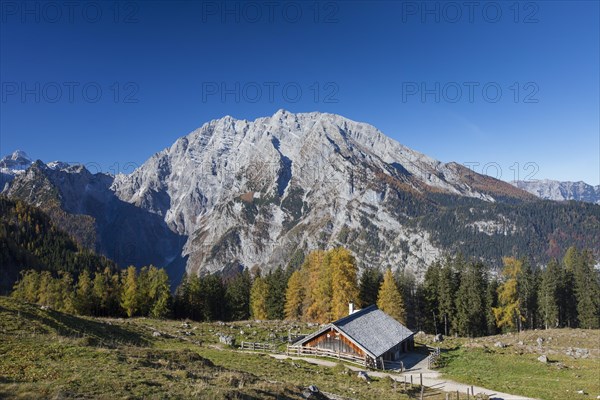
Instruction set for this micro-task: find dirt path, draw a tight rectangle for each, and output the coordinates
[270,354,538,400]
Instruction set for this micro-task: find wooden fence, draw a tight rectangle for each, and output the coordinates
[240,341,277,352]
[286,345,367,366]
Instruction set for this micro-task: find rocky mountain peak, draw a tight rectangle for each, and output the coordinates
[0,150,33,170]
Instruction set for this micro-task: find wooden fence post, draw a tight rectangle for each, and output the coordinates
[420,386,424,400]
[410,375,413,388]
[456,390,459,399]
[420,373,423,387]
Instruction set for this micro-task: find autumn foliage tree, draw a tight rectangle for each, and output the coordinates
[250,275,269,320]
[304,250,330,322]
[330,248,361,320]
[284,269,305,320]
[120,266,139,317]
[377,269,406,324]
[493,257,525,332]
[283,247,360,323]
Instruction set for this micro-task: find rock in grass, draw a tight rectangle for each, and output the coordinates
[494,341,506,348]
[219,334,235,346]
[302,385,325,399]
[538,355,548,363]
[357,371,371,382]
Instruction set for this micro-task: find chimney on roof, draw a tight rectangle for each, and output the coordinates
[349,301,355,315]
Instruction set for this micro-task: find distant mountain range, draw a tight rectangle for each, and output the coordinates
[512,180,600,205]
[2,111,599,283]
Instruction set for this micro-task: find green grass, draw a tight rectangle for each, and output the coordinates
[0,298,303,399]
[5,296,596,400]
[0,297,435,399]
[435,335,600,400]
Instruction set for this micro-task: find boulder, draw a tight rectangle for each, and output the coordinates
[219,335,235,346]
[536,337,544,347]
[538,355,548,363]
[494,341,506,348]
[302,385,326,399]
[434,334,444,343]
[357,371,371,382]
[152,331,161,337]
[575,348,589,358]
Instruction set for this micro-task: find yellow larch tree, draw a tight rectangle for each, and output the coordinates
[377,269,406,324]
[330,247,361,320]
[493,257,525,331]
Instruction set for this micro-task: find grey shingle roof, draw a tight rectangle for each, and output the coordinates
[332,305,414,358]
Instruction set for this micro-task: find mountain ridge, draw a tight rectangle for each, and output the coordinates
[3,111,598,281]
[512,179,600,204]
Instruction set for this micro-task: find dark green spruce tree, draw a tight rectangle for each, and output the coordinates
[454,261,487,337]
[359,266,383,307]
[422,261,442,334]
[538,259,561,329]
[572,249,600,329]
[225,269,252,321]
[265,266,289,320]
[518,258,539,330]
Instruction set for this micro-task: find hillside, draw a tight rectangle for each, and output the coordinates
[3,161,187,282]
[1,296,597,399]
[0,197,116,294]
[418,329,600,400]
[0,296,437,399]
[0,297,308,399]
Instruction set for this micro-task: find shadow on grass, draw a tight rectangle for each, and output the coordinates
[435,348,461,369]
[5,304,148,347]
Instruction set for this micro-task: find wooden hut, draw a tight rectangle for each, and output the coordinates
[292,305,414,369]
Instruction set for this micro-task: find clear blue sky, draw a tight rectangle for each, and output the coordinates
[1,1,598,184]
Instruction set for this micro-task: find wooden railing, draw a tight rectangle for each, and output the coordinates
[240,341,277,352]
[287,345,367,366]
